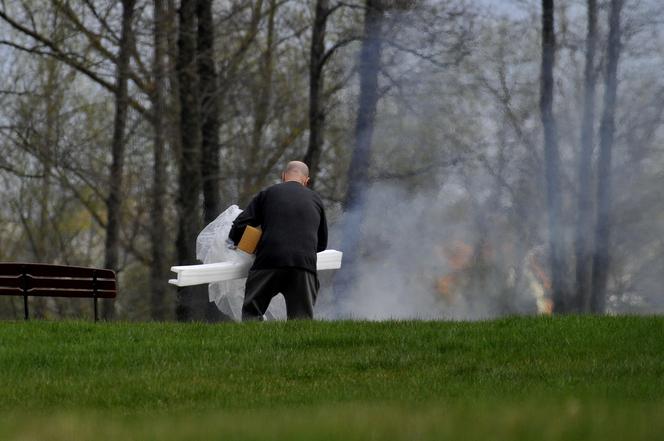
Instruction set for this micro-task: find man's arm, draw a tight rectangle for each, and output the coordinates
[228,193,263,246]
[317,202,328,252]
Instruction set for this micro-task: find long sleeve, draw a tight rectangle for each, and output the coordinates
[228,193,263,245]
[317,203,328,252]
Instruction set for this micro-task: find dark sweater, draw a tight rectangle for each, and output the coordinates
[229,181,328,273]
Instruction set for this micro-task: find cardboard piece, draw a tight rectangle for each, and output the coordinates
[237,225,261,254]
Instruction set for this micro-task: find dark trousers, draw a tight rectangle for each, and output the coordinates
[242,268,319,321]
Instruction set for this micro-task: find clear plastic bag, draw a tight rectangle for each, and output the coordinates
[196,205,286,321]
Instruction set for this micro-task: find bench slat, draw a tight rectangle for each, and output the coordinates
[26,289,116,299]
[0,287,23,296]
[0,276,21,289]
[26,277,117,291]
[0,263,115,279]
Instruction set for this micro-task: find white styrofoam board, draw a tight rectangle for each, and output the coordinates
[169,249,342,287]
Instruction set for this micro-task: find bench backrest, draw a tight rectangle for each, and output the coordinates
[0,263,116,299]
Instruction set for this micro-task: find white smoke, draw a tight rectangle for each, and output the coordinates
[315,180,543,320]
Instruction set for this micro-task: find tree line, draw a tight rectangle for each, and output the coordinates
[1,0,663,320]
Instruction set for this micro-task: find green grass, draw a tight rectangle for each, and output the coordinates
[0,316,663,440]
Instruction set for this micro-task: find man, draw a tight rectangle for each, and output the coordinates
[228,161,328,320]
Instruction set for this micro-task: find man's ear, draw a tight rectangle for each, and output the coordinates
[304,177,310,187]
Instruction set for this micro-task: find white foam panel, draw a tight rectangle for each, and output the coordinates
[169,249,343,287]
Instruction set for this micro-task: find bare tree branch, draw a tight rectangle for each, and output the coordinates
[0,8,150,117]
[372,156,462,181]
[52,0,151,93]
[319,36,360,72]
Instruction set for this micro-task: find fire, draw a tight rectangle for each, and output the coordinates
[434,240,553,315]
[434,240,474,304]
[526,250,553,315]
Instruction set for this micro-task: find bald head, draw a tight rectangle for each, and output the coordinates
[282,161,310,186]
[285,161,309,177]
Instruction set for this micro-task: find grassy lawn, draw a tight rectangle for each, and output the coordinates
[0,316,662,440]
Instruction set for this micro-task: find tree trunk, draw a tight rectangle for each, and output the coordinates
[175,0,205,321]
[302,0,329,189]
[333,0,384,306]
[196,0,225,322]
[103,0,135,320]
[241,0,275,204]
[591,0,623,313]
[32,56,60,318]
[197,0,222,224]
[540,0,570,313]
[166,0,182,161]
[574,0,597,313]
[165,0,183,320]
[40,58,58,263]
[150,0,169,321]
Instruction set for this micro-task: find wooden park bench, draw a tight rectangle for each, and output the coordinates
[0,263,117,321]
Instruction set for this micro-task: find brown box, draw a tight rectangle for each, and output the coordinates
[237,225,262,254]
